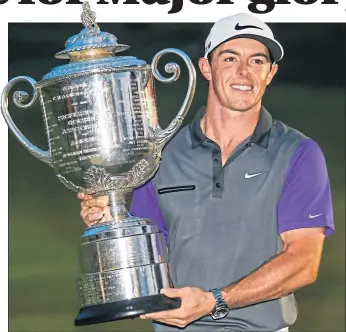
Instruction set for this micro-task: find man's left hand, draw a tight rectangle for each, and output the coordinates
[140,287,215,328]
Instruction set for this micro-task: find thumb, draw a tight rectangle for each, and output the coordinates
[77,192,85,200]
[160,288,181,298]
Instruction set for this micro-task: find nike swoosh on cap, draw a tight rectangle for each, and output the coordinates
[235,23,263,31]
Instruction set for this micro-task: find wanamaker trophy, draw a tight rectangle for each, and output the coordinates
[1,2,196,326]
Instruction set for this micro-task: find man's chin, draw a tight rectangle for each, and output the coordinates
[226,98,261,113]
[228,104,254,113]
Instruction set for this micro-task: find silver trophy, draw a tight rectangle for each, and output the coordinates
[1,2,196,326]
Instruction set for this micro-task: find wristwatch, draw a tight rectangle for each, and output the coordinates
[209,288,229,320]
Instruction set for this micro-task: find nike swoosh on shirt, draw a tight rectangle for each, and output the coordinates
[244,172,262,179]
[309,213,324,219]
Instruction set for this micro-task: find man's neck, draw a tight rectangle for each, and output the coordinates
[200,103,261,164]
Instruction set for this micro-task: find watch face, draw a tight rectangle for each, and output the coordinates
[213,307,229,320]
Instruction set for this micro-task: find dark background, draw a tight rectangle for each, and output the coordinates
[8,22,345,331]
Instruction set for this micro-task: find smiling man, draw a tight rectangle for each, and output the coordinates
[78,13,335,332]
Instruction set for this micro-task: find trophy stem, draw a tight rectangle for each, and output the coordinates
[107,191,128,221]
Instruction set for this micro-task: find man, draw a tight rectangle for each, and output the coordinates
[78,13,335,332]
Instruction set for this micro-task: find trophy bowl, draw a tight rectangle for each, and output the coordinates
[1,2,196,326]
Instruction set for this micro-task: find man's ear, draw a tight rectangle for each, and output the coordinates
[266,63,278,86]
[198,57,212,82]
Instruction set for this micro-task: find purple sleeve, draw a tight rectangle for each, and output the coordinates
[129,180,168,239]
[277,138,335,237]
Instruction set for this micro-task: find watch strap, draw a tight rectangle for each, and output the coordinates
[209,288,229,319]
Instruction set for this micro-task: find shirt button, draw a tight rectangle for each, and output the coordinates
[213,158,219,164]
[216,182,221,188]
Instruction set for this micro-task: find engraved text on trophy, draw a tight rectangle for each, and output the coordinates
[40,72,155,189]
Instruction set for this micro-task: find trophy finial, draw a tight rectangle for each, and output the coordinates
[54,1,130,60]
[81,1,99,30]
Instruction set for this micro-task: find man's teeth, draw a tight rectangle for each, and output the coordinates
[231,85,252,91]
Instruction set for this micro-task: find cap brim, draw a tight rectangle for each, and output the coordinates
[206,33,284,63]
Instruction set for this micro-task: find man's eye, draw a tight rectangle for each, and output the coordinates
[253,58,264,65]
[225,57,236,62]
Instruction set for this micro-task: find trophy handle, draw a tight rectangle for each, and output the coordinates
[1,76,52,166]
[151,48,196,149]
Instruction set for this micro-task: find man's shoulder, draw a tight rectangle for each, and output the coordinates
[151,123,192,184]
[271,118,310,146]
[160,123,192,156]
[271,118,327,167]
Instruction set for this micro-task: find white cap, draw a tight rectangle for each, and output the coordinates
[204,13,284,63]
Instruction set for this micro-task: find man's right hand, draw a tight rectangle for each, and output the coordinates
[77,192,112,227]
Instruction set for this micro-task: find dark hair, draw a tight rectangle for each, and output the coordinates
[207,50,214,63]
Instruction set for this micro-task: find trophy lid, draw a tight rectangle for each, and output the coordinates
[41,2,148,81]
[55,2,129,59]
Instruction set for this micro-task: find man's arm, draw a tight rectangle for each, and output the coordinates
[130,179,168,240]
[221,226,325,309]
[142,139,335,327]
[222,138,335,308]
[142,228,326,328]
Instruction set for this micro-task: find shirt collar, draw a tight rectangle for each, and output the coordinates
[190,105,272,149]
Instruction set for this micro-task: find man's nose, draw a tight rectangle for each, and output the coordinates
[236,61,251,76]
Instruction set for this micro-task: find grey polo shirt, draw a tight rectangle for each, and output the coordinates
[130,106,335,332]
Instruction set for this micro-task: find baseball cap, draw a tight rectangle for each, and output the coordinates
[204,13,284,63]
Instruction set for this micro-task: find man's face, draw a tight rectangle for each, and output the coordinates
[199,38,278,112]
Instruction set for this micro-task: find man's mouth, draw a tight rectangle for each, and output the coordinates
[231,84,253,92]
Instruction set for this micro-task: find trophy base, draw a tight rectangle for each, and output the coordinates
[74,294,181,326]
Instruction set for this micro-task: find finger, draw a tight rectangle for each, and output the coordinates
[140,316,186,328]
[81,207,104,217]
[160,288,182,298]
[102,207,113,222]
[81,200,106,211]
[77,192,85,200]
[84,212,104,225]
[160,319,186,328]
[81,208,112,225]
[80,212,99,226]
[81,216,95,227]
[94,195,109,202]
[80,201,89,211]
[142,308,182,320]
[89,220,101,227]
[88,215,106,227]
[78,193,94,201]
[81,198,108,209]
[98,215,107,223]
